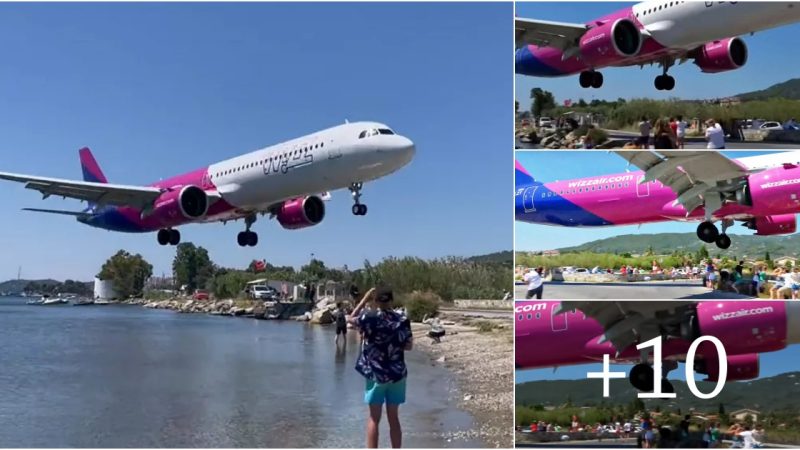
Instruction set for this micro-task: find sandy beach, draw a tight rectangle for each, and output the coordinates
[412,313,514,448]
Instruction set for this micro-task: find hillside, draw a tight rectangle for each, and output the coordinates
[0,279,92,295]
[467,250,513,265]
[517,371,800,413]
[738,78,800,101]
[552,232,800,259]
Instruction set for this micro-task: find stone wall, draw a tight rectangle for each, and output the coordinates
[453,299,513,310]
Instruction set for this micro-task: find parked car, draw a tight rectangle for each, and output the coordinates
[538,117,553,128]
[759,121,783,131]
[250,285,279,300]
[192,289,210,301]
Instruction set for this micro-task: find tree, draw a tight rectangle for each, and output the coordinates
[98,250,153,298]
[530,88,556,117]
[697,245,710,262]
[718,403,726,416]
[172,243,215,291]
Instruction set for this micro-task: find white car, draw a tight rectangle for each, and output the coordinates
[539,117,553,128]
[759,121,783,131]
[574,268,589,273]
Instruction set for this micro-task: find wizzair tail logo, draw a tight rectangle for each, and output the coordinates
[567,174,635,188]
[711,306,774,321]
[760,178,800,190]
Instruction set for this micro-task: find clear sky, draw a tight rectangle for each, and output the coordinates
[516,343,800,383]
[0,3,512,281]
[515,151,791,251]
[515,1,800,106]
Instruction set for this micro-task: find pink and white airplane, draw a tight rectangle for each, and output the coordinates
[515,1,800,90]
[0,122,415,246]
[515,300,800,391]
[516,151,800,249]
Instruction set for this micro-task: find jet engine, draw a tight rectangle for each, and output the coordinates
[693,302,788,355]
[151,185,209,224]
[745,214,797,236]
[579,19,643,67]
[276,196,325,229]
[696,353,759,382]
[693,37,748,73]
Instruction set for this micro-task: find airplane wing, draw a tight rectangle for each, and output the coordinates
[515,18,588,52]
[556,301,696,352]
[0,172,163,209]
[613,151,750,216]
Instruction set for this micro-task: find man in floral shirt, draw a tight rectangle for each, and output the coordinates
[348,287,413,448]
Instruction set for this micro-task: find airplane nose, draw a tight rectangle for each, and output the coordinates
[395,136,416,161]
[787,301,800,344]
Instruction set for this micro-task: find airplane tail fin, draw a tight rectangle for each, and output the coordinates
[79,147,108,184]
[515,160,536,188]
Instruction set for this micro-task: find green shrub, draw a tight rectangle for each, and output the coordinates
[402,291,440,322]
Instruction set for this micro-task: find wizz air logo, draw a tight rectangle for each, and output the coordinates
[760,178,800,189]
[567,174,634,188]
[711,306,773,321]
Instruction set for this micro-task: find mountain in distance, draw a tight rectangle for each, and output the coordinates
[517,371,800,412]
[0,278,92,295]
[547,232,800,259]
[466,250,513,265]
[737,78,800,101]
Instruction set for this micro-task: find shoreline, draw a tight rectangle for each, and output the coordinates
[411,313,514,448]
[123,297,513,447]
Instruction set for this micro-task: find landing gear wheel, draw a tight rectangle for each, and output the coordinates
[237,231,258,247]
[157,229,170,246]
[579,71,592,88]
[247,231,258,247]
[591,71,604,89]
[664,75,675,91]
[630,363,654,392]
[661,379,675,394]
[352,204,367,216]
[696,222,719,243]
[237,232,248,247]
[715,234,731,250]
[349,182,367,216]
[168,229,180,245]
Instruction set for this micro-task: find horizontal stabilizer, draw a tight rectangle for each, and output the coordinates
[22,207,90,218]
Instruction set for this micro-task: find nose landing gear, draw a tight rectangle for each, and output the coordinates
[349,182,368,216]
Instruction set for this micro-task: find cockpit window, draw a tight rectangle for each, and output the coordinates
[358,129,383,139]
[378,129,394,135]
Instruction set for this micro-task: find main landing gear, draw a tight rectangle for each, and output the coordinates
[579,70,603,89]
[349,182,368,216]
[157,229,180,246]
[696,220,732,250]
[654,61,676,91]
[629,360,677,394]
[237,214,258,247]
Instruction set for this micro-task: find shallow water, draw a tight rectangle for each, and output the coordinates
[0,297,479,447]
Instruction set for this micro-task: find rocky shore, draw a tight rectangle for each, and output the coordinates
[412,312,513,448]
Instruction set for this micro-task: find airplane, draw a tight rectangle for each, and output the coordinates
[515,300,800,392]
[515,1,800,90]
[515,150,800,249]
[0,121,415,246]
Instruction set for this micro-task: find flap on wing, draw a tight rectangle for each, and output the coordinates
[515,17,588,51]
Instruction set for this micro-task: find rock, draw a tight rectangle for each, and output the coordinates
[310,309,333,324]
[244,307,254,315]
[437,356,446,363]
[230,307,245,316]
[293,314,310,322]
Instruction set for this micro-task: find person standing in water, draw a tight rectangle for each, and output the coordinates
[349,287,413,448]
[333,302,348,347]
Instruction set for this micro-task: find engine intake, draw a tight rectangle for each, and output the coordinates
[693,37,748,73]
[276,196,325,230]
[150,185,209,226]
[579,19,642,67]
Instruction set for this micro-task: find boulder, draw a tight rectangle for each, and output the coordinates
[310,309,333,324]
[230,307,245,316]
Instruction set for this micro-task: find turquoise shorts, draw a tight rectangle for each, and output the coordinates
[364,378,407,405]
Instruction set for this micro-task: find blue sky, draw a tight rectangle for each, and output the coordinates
[516,344,800,383]
[515,151,788,251]
[0,3,511,281]
[515,1,800,105]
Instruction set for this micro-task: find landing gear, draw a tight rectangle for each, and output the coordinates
[696,221,733,249]
[654,74,675,91]
[237,214,258,247]
[696,221,719,243]
[629,357,678,393]
[579,70,603,89]
[157,229,180,246]
[349,182,368,216]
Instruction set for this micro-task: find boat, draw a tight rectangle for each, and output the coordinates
[40,295,69,305]
[93,298,110,305]
[26,298,44,305]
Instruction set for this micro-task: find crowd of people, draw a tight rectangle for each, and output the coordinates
[634,116,725,149]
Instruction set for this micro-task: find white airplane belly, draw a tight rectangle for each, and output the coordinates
[637,2,800,50]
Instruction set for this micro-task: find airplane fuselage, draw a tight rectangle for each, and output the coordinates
[516,1,800,78]
[516,152,800,228]
[81,121,415,232]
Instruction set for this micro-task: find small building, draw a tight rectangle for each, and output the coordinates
[730,409,760,423]
[775,256,798,267]
[93,277,118,300]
